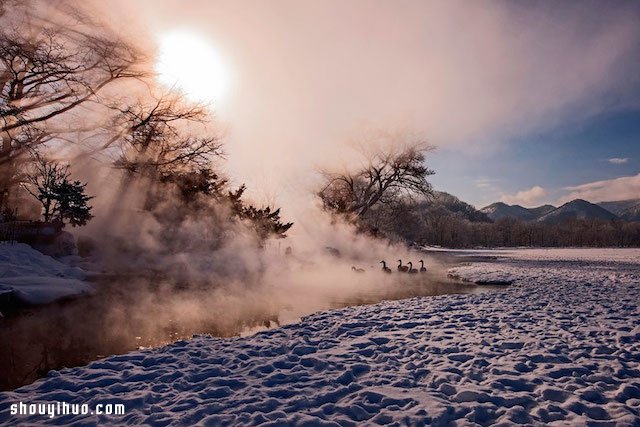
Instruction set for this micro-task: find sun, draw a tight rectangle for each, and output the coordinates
[155,31,230,105]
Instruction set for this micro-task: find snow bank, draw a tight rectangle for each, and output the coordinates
[0,249,639,425]
[448,248,640,287]
[425,245,640,263]
[0,243,92,305]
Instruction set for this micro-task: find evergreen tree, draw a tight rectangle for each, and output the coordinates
[55,179,93,227]
[25,156,93,227]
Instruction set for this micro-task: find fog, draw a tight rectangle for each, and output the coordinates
[3,0,640,389]
[24,0,637,331]
[11,0,638,316]
[87,0,640,206]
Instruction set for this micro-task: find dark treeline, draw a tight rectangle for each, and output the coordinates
[378,204,640,248]
[318,140,640,248]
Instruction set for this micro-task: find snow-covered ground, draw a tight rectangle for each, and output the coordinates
[1,248,639,425]
[448,248,640,287]
[424,245,640,263]
[0,243,92,306]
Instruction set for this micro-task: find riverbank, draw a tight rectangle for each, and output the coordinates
[0,247,484,391]
[0,243,92,314]
[1,248,638,425]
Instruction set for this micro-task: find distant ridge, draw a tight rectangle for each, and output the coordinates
[598,199,640,221]
[528,204,556,218]
[480,198,640,223]
[620,202,640,221]
[422,191,492,223]
[537,199,618,224]
[481,202,555,222]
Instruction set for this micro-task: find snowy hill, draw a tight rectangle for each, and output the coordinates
[537,199,618,224]
[620,202,640,221]
[598,199,640,221]
[480,202,555,222]
[482,198,638,224]
[527,204,556,218]
[421,191,492,223]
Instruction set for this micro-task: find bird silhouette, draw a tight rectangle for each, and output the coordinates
[419,260,427,273]
[380,261,392,273]
[351,266,365,273]
[397,260,409,272]
[407,262,418,274]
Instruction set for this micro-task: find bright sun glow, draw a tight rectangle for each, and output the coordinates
[156,31,230,104]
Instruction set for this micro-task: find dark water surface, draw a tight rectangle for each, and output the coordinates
[0,252,501,391]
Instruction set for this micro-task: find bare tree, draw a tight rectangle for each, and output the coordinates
[319,141,435,218]
[0,1,144,199]
[23,156,67,222]
[109,94,223,177]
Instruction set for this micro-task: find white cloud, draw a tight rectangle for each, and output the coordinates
[105,0,640,208]
[473,178,500,189]
[560,173,640,203]
[499,186,547,207]
[608,157,629,164]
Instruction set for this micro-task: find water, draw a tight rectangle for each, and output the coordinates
[0,259,503,391]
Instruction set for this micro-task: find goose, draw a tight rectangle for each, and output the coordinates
[379,261,392,273]
[351,266,365,273]
[419,260,427,273]
[397,260,409,272]
[407,262,418,274]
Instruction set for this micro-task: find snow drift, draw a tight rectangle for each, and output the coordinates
[0,243,91,306]
[0,248,638,425]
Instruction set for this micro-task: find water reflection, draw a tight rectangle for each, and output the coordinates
[0,272,501,391]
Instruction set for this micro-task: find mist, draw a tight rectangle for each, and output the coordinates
[84,0,640,205]
[4,0,639,391]
[31,0,638,338]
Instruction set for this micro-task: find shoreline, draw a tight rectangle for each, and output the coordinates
[0,251,483,392]
[1,247,638,425]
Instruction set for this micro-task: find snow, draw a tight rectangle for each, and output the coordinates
[1,248,639,425]
[0,243,92,305]
[448,248,640,286]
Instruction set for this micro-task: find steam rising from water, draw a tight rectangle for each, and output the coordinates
[7,1,471,371]
[65,152,435,345]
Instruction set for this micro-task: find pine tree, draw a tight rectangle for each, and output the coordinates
[25,156,94,227]
[227,185,293,239]
[55,179,93,227]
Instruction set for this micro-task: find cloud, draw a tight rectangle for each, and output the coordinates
[499,186,546,207]
[99,0,640,210]
[473,178,500,189]
[560,173,640,203]
[608,157,630,164]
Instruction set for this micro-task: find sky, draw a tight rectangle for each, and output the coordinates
[99,0,640,209]
[431,108,640,207]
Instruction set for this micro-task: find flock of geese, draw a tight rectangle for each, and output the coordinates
[352,260,427,274]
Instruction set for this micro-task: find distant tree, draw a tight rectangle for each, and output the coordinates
[153,167,293,241]
[228,185,293,239]
[158,166,228,202]
[24,156,93,226]
[319,141,435,219]
[23,157,67,222]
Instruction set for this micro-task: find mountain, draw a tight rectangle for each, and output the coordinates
[480,202,555,222]
[620,203,640,221]
[537,199,619,224]
[422,192,492,222]
[598,199,640,221]
[481,198,636,224]
[528,204,556,218]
